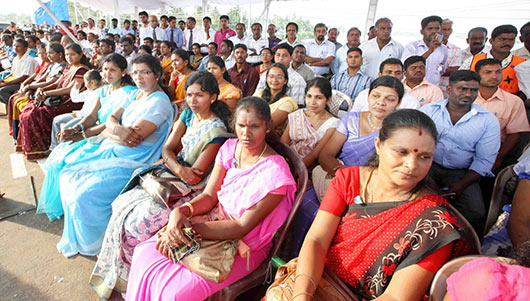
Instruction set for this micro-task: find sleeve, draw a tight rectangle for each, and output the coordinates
[319,166,361,216]
[214,139,235,170]
[330,74,338,90]
[327,43,336,58]
[256,74,266,91]
[246,69,260,96]
[450,47,463,67]
[515,62,530,99]
[505,96,530,134]
[21,59,39,76]
[179,108,194,127]
[336,112,351,137]
[277,98,297,113]
[136,95,173,127]
[469,114,500,177]
[401,43,416,62]
[416,242,453,273]
[351,91,366,112]
[459,56,473,70]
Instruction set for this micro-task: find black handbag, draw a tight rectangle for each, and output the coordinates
[43,95,62,106]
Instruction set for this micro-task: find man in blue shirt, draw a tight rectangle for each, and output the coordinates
[330,47,372,101]
[198,42,218,71]
[166,16,184,49]
[420,70,500,233]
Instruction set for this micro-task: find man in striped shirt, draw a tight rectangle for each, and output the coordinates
[330,47,372,101]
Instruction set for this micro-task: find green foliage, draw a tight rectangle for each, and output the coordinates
[0,13,32,25]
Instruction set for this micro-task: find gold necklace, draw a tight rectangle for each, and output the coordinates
[363,169,421,203]
[237,143,267,168]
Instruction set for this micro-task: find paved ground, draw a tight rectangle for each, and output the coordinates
[0,107,122,301]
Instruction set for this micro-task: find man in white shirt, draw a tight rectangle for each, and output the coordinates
[351,58,420,112]
[201,16,216,53]
[0,39,38,105]
[331,27,361,74]
[359,18,404,79]
[108,18,120,35]
[246,23,269,65]
[279,22,303,47]
[439,19,462,95]
[120,19,134,37]
[138,11,151,41]
[512,21,530,60]
[220,39,235,70]
[460,27,490,63]
[256,43,306,105]
[85,18,101,37]
[76,30,92,52]
[305,23,336,76]
[144,15,167,42]
[229,23,247,46]
[183,17,205,52]
[119,36,137,73]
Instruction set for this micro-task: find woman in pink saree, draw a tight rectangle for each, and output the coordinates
[126,97,297,300]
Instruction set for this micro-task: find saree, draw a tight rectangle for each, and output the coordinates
[89,108,233,299]
[126,138,296,301]
[7,61,49,133]
[16,65,89,160]
[56,90,175,257]
[173,72,192,103]
[37,85,138,221]
[218,83,241,108]
[321,166,472,298]
[287,109,340,158]
[161,57,173,86]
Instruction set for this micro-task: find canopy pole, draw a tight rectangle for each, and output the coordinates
[113,0,120,24]
[363,0,378,42]
[202,0,208,18]
[74,2,79,25]
[35,0,79,43]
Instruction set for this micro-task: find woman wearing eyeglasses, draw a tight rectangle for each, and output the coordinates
[54,54,176,258]
[254,63,297,133]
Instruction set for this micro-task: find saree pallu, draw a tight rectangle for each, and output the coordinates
[37,86,138,221]
[56,90,175,258]
[7,61,50,133]
[16,65,89,160]
[218,83,242,109]
[90,113,233,299]
[173,73,192,104]
[125,138,296,301]
[161,57,173,86]
[327,196,472,298]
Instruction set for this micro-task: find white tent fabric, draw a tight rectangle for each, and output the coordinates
[72,0,264,14]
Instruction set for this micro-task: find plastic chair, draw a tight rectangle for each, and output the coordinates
[428,255,516,301]
[329,90,353,117]
[207,142,309,301]
[483,165,515,237]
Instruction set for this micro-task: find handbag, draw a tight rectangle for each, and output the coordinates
[159,226,238,283]
[139,168,192,208]
[265,258,359,301]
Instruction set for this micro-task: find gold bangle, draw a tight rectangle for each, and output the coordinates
[182,202,194,220]
[294,274,316,291]
[292,292,313,299]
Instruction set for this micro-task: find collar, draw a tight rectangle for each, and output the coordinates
[435,99,484,124]
[234,62,250,73]
[479,87,503,102]
[486,51,513,69]
[403,78,430,89]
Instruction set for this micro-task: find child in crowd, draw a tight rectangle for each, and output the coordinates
[49,70,103,149]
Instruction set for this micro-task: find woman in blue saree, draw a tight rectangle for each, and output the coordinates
[38,53,137,221]
[56,54,176,257]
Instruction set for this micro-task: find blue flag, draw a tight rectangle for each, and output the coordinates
[33,0,70,26]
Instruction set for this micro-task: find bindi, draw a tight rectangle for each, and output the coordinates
[413,148,418,153]
[418,129,422,136]
[246,109,250,113]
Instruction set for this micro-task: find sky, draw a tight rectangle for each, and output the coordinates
[4,0,529,49]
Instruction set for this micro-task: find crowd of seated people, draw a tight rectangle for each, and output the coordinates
[0,12,529,300]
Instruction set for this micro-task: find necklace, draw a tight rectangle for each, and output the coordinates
[237,143,267,168]
[195,112,212,123]
[363,169,421,204]
[367,113,382,130]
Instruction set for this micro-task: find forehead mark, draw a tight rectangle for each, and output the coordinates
[418,129,422,136]
[413,148,418,153]
[246,109,250,113]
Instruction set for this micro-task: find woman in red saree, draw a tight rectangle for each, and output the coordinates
[286,109,473,300]
[16,43,91,160]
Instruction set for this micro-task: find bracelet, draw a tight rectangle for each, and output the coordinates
[294,274,316,291]
[181,202,194,220]
[81,129,87,139]
[292,292,313,299]
[332,165,343,172]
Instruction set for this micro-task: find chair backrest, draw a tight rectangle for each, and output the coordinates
[429,255,517,301]
[330,90,353,116]
[483,164,515,237]
[269,142,309,258]
[447,203,482,255]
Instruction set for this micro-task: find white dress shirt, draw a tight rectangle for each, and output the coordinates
[183,27,205,50]
[141,26,167,41]
[245,36,269,64]
[11,51,39,77]
[359,38,404,79]
[229,35,247,46]
[305,39,336,75]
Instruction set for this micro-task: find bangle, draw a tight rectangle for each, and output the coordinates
[332,165,342,172]
[292,292,313,299]
[294,274,316,291]
[181,202,194,220]
[81,129,87,139]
